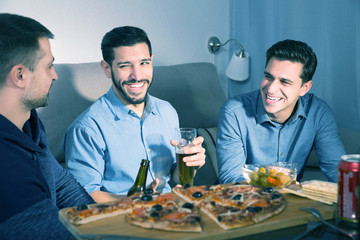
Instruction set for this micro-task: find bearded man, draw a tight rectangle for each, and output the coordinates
[63,26,206,202]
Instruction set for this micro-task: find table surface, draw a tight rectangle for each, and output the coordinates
[59,191,340,240]
[235,218,359,240]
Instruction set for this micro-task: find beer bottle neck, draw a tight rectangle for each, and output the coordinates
[133,159,150,188]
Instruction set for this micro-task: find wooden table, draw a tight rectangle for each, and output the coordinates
[59,192,335,240]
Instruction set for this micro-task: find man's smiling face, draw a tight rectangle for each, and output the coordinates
[104,42,153,106]
[260,57,312,123]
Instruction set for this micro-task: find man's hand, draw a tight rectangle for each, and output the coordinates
[148,178,160,192]
[171,136,206,169]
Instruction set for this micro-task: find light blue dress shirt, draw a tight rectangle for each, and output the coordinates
[63,87,179,195]
[216,90,346,183]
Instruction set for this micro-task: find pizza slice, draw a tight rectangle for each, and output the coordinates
[65,189,163,225]
[66,197,134,225]
[172,184,223,205]
[125,201,202,232]
[210,184,261,208]
[131,192,177,208]
[199,184,287,230]
[200,200,256,230]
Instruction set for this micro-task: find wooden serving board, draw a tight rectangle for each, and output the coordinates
[59,192,335,240]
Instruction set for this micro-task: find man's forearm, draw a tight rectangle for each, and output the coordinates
[90,191,125,203]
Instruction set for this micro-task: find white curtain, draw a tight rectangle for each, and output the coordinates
[228,0,360,131]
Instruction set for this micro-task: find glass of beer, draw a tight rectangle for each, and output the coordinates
[175,128,197,186]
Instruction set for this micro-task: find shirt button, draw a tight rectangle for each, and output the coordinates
[148,148,151,152]
[280,153,284,157]
[281,129,284,133]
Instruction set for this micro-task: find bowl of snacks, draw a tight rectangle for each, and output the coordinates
[241,162,297,188]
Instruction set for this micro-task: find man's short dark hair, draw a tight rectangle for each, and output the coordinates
[101,26,152,65]
[265,39,317,83]
[0,13,54,87]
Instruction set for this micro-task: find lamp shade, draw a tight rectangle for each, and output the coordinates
[225,51,250,81]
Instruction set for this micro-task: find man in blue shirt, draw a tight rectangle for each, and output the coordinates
[217,39,345,183]
[63,26,206,202]
[0,13,94,239]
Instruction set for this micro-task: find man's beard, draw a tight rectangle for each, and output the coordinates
[22,93,50,111]
[111,70,152,105]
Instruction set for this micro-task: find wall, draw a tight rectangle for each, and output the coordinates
[1,0,231,93]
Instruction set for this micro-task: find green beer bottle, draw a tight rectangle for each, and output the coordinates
[127,159,150,197]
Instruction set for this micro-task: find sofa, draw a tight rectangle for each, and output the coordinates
[37,62,360,185]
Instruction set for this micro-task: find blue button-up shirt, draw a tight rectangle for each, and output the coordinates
[217,90,346,183]
[63,87,179,195]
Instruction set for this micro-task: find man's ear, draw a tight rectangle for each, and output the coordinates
[300,80,312,96]
[100,60,112,78]
[10,64,27,88]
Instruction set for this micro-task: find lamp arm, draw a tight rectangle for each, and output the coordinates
[220,38,244,51]
[220,38,246,57]
[208,36,246,57]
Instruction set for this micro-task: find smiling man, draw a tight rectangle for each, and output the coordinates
[63,26,205,202]
[216,39,345,183]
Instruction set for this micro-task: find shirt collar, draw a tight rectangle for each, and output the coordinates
[292,96,307,121]
[256,91,307,125]
[105,87,159,120]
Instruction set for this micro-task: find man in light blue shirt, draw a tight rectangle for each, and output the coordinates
[217,40,345,183]
[63,26,205,202]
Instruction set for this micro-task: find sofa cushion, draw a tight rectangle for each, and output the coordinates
[148,63,226,129]
[194,127,219,185]
[37,63,109,164]
[339,127,360,154]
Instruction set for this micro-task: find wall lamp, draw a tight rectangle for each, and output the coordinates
[208,36,249,81]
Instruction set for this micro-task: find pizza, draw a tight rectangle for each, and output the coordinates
[171,184,223,204]
[65,189,202,232]
[173,183,286,230]
[125,191,202,232]
[125,201,202,232]
[64,184,286,232]
[199,185,286,229]
[66,189,162,225]
[66,197,134,225]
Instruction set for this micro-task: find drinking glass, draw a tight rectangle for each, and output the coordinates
[175,128,197,186]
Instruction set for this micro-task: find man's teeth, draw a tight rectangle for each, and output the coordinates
[128,83,144,88]
[267,95,281,101]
